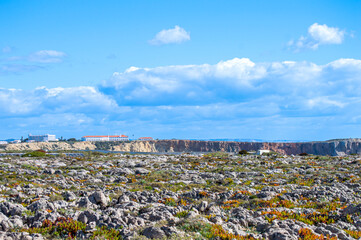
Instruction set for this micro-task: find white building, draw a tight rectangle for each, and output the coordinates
[28,134,58,142]
[81,135,129,141]
[0,141,8,145]
[257,149,271,155]
[138,137,153,141]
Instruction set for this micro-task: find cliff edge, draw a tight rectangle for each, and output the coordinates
[2,139,361,156]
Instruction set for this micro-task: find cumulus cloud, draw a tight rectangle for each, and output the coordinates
[95,57,361,139]
[101,57,361,109]
[0,49,66,74]
[289,23,346,50]
[29,50,66,63]
[149,25,190,45]
[0,86,118,117]
[101,58,270,106]
[2,57,361,140]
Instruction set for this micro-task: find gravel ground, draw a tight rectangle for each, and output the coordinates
[0,151,361,239]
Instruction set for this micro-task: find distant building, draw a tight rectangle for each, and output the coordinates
[0,141,8,145]
[81,135,129,141]
[9,140,21,144]
[138,137,153,141]
[257,149,271,155]
[28,134,58,142]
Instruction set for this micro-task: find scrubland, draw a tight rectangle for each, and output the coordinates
[0,151,360,239]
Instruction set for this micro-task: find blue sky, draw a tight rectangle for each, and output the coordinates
[1,0,361,140]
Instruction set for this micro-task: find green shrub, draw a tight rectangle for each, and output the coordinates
[175,211,189,218]
[90,226,122,240]
[239,150,248,155]
[204,152,229,159]
[22,150,47,157]
[223,177,234,185]
[179,220,213,239]
[21,217,86,239]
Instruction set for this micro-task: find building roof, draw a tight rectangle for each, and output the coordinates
[82,135,128,138]
[29,134,55,136]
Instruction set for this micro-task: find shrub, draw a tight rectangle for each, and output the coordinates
[21,164,39,171]
[22,150,47,157]
[199,191,209,197]
[90,226,122,240]
[49,194,64,202]
[344,230,361,239]
[211,224,256,240]
[175,211,189,218]
[298,228,337,240]
[222,200,241,210]
[223,178,234,185]
[204,152,229,159]
[179,221,213,239]
[21,217,86,239]
[262,210,335,225]
[239,150,248,155]
[158,197,177,207]
[179,220,256,240]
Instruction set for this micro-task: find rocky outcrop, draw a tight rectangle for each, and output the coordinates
[142,139,361,156]
[1,150,360,239]
[3,141,97,151]
[109,141,157,152]
[2,139,361,156]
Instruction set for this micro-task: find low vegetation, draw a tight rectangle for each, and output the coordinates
[0,151,360,239]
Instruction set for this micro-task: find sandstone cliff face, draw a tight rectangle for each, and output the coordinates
[265,139,361,156]
[109,141,157,152]
[3,141,97,151]
[2,139,361,156]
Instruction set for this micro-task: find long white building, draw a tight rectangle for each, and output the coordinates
[81,135,129,141]
[28,134,58,142]
[138,137,153,141]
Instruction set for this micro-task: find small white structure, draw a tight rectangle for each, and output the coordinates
[138,137,153,141]
[0,141,8,145]
[28,134,58,142]
[81,135,129,141]
[257,149,271,155]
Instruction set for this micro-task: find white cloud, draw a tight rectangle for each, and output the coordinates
[2,57,361,140]
[2,46,12,53]
[289,23,345,50]
[308,23,344,45]
[101,57,333,106]
[0,49,66,75]
[29,50,67,63]
[98,57,361,136]
[149,25,190,45]
[307,97,345,108]
[1,64,43,74]
[0,86,117,117]
[327,58,361,69]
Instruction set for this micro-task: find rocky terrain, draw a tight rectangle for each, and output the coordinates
[3,139,361,156]
[0,151,361,239]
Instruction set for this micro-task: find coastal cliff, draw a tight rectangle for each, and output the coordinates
[2,139,361,156]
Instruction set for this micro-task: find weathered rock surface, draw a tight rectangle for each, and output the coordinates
[4,138,361,156]
[0,152,360,239]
